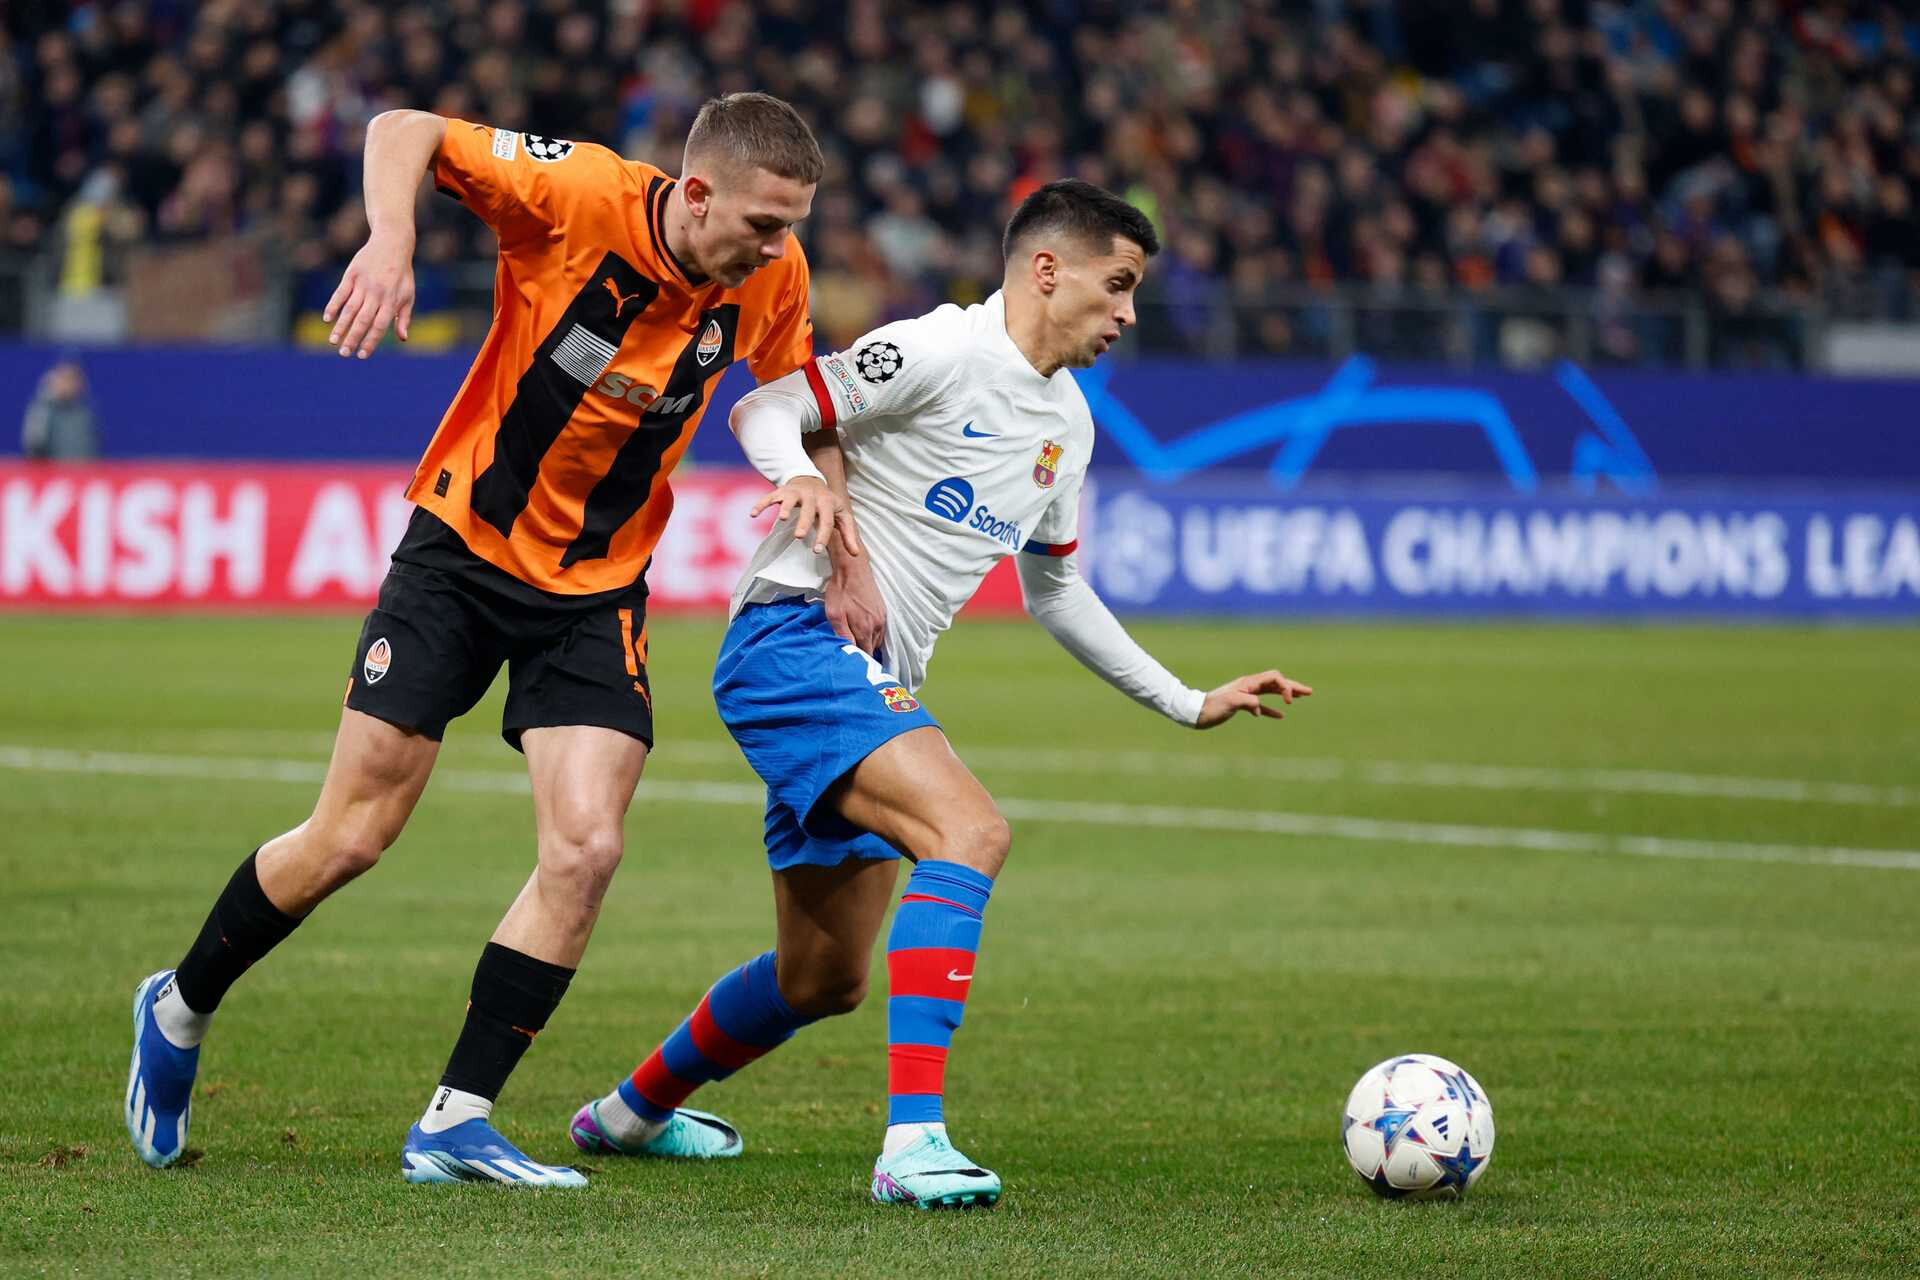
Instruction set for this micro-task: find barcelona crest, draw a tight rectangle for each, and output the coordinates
[1033,439,1064,488]
[880,685,921,714]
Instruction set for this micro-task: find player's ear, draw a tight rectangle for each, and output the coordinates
[681,173,713,219]
[1032,249,1059,295]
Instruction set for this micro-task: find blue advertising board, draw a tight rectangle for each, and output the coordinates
[5,343,1919,493]
[4,342,1917,614]
[1071,356,1920,492]
[1076,477,1920,617]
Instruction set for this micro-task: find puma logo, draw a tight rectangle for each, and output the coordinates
[603,277,643,317]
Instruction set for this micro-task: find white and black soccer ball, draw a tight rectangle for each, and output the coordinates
[854,341,902,383]
[1341,1053,1494,1200]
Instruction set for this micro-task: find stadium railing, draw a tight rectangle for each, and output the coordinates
[3,237,1852,373]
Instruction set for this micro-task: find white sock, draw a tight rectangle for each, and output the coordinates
[152,977,212,1050]
[883,1121,947,1159]
[418,1086,493,1134]
[593,1088,667,1146]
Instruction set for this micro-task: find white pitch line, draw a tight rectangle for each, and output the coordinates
[4,744,1916,873]
[169,729,1918,810]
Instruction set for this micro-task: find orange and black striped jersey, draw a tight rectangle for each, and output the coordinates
[406,120,815,595]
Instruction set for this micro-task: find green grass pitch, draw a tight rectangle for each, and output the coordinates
[2,614,1917,1277]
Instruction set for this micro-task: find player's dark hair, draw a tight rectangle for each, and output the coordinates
[685,92,825,184]
[1002,179,1160,261]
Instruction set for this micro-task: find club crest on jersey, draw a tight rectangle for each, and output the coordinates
[880,685,920,713]
[1033,440,1064,488]
[696,318,723,366]
[523,134,573,162]
[854,342,902,383]
[363,637,392,684]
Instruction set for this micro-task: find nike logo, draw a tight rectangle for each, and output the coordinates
[603,277,643,317]
[961,423,997,439]
[947,970,973,982]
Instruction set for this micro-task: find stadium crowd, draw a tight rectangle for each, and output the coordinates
[2,1,1917,365]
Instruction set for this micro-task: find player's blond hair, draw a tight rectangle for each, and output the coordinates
[685,92,824,184]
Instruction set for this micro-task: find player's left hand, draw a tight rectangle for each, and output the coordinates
[749,475,862,556]
[1195,669,1313,729]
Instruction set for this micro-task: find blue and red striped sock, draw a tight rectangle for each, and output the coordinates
[618,950,811,1123]
[885,860,995,1126]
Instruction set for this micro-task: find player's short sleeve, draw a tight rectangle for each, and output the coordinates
[798,308,968,430]
[1023,444,1087,557]
[748,241,816,383]
[433,120,620,248]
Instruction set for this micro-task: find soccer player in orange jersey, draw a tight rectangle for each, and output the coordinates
[123,94,852,1186]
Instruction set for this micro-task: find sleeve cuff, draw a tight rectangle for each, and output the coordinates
[777,461,828,486]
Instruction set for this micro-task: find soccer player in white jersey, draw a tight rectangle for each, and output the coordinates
[567,180,1311,1207]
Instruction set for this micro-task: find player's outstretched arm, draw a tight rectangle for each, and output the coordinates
[1195,670,1314,729]
[1018,551,1316,728]
[325,109,445,359]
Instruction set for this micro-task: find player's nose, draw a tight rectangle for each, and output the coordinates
[1115,297,1136,327]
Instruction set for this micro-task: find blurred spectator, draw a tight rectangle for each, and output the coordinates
[20,359,98,461]
[0,0,1915,365]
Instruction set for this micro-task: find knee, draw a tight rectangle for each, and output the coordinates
[778,961,870,1019]
[303,818,393,887]
[329,837,385,882]
[939,810,1011,878]
[538,824,625,904]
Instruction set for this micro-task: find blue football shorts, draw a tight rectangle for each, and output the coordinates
[712,596,941,871]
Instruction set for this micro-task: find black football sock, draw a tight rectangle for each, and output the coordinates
[434,942,575,1107]
[172,851,303,1015]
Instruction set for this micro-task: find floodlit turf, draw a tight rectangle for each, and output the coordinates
[2,614,1917,1277]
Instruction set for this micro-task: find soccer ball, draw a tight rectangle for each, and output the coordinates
[1341,1053,1494,1200]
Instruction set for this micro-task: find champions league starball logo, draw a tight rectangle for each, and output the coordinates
[522,135,574,162]
[854,342,902,384]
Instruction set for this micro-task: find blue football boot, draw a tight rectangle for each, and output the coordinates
[125,970,198,1168]
[401,1118,588,1187]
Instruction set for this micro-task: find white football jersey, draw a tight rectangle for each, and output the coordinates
[731,291,1090,693]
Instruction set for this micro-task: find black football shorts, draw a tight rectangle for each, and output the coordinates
[344,508,654,749]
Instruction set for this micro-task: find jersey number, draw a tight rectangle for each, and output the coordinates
[840,643,900,687]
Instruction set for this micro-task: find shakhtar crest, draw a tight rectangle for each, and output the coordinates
[1033,440,1064,488]
[363,637,392,684]
[695,318,723,366]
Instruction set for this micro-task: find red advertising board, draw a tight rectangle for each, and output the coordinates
[0,462,1024,613]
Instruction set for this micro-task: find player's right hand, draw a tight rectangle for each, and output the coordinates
[826,545,888,657]
[325,229,416,359]
[750,475,863,557]
[1195,669,1313,728]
